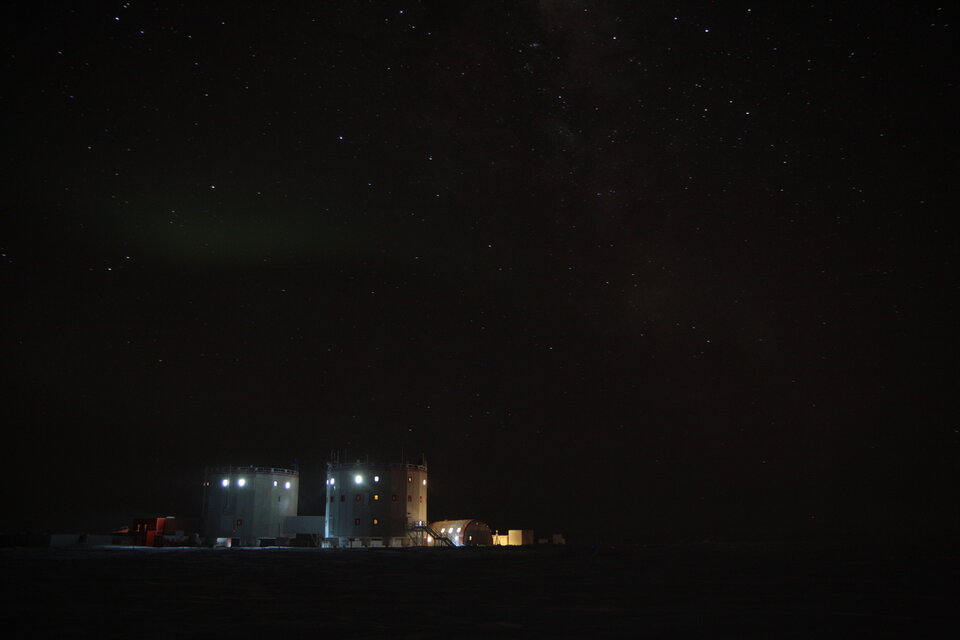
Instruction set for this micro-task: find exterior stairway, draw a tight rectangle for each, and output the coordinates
[408,523,454,547]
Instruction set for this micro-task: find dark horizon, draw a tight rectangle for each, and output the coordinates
[3,1,956,545]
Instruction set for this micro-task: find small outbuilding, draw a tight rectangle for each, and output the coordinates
[492,529,535,545]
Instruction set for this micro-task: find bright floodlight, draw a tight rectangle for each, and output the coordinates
[237,478,246,487]
[221,478,229,487]
[273,480,278,487]
[354,474,363,484]
[422,479,427,486]
[284,481,291,489]
[374,475,379,482]
[330,477,335,485]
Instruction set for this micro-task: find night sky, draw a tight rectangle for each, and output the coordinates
[3,1,956,543]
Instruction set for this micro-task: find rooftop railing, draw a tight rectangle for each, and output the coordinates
[328,461,428,471]
[205,465,298,476]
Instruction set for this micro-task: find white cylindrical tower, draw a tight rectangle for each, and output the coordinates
[202,466,299,546]
[324,459,428,547]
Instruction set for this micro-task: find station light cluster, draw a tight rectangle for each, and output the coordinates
[219,477,291,489]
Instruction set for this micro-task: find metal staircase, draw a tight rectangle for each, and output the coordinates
[408,523,454,547]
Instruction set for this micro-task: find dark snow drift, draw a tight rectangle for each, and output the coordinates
[1,543,956,637]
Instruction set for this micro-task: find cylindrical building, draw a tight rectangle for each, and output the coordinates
[324,459,428,547]
[430,519,493,547]
[202,466,299,546]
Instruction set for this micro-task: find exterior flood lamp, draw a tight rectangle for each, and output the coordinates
[237,478,246,487]
[284,481,291,489]
[355,474,363,484]
[221,478,230,487]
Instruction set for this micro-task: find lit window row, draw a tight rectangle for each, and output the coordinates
[353,519,381,526]
[326,475,422,486]
[327,475,385,485]
[219,478,291,489]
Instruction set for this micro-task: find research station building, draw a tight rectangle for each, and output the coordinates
[430,519,493,546]
[202,466,299,546]
[324,459,428,547]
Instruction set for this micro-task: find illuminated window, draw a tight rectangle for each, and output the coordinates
[373,518,379,525]
[354,519,360,526]
[440,528,446,533]
[237,478,246,487]
[355,494,362,502]
[391,495,397,502]
[373,494,380,501]
[422,479,427,486]
[221,479,230,487]
[285,481,291,490]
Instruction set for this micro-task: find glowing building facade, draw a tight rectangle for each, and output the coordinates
[202,466,299,546]
[324,459,428,547]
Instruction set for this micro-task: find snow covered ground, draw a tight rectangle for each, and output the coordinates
[2,543,956,637]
